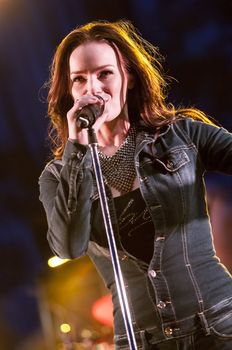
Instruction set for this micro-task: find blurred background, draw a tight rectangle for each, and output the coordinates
[0,0,231,349]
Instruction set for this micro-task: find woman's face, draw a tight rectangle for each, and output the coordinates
[69,40,132,123]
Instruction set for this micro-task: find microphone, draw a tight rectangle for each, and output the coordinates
[76,95,105,128]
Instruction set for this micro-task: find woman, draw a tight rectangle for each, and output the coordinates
[39,20,232,349]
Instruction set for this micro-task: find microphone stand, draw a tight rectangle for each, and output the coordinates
[85,124,138,350]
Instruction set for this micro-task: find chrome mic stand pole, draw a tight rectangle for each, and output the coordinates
[79,114,137,349]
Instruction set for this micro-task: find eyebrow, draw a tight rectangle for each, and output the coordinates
[70,64,115,75]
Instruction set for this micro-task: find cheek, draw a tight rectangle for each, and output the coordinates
[70,85,82,99]
[70,84,76,98]
[70,88,75,99]
[111,77,126,100]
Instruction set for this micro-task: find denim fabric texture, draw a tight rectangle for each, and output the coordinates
[39,118,232,349]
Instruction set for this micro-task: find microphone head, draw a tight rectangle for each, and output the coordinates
[76,96,105,128]
[78,104,102,121]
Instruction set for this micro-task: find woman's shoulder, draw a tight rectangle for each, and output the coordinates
[39,158,63,181]
[173,116,220,135]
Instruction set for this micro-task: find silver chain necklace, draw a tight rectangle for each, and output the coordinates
[98,125,137,194]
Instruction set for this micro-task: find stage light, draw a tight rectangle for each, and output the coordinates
[92,293,113,327]
[60,323,71,334]
[48,256,70,268]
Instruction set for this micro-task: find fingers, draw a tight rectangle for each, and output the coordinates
[67,95,105,143]
[74,95,100,110]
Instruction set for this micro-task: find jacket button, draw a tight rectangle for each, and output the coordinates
[121,255,128,261]
[76,151,83,159]
[164,327,173,336]
[149,270,156,278]
[157,301,166,309]
[166,160,173,169]
[139,176,147,182]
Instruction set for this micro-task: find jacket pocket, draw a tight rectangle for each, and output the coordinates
[156,149,190,172]
[210,311,232,339]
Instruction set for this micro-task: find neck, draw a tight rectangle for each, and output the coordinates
[97,116,131,148]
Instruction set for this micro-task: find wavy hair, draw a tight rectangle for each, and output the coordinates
[46,20,213,158]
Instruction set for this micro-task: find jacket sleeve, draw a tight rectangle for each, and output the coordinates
[38,140,94,259]
[179,118,232,173]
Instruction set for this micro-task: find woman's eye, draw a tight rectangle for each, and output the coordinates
[73,76,85,83]
[99,70,113,79]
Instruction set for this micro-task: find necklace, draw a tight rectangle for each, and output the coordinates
[98,125,137,194]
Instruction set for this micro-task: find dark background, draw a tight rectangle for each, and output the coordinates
[0,0,231,349]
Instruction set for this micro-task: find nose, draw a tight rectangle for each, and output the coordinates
[86,75,102,96]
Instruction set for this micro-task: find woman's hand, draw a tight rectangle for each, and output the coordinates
[67,94,106,144]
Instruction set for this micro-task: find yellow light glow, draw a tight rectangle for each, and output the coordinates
[60,323,71,333]
[48,256,70,268]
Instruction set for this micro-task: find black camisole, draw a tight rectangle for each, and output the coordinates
[113,188,155,264]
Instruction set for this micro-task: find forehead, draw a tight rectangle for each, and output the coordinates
[69,41,120,71]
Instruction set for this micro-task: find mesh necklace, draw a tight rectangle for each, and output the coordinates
[98,125,137,194]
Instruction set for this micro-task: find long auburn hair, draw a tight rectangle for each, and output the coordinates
[47,20,213,158]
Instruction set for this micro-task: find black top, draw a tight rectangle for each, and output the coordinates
[114,188,155,264]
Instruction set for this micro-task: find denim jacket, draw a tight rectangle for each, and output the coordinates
[39,118,232,348]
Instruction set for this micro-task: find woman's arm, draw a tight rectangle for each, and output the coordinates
[39,140,94,259]
[178,118,232,173]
